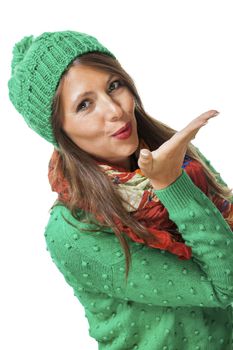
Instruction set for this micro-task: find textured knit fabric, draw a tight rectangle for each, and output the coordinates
[44,149,233,350]
[8,31,115,147]
[47,141,233,261]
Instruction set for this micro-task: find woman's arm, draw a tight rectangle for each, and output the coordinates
[111,169,233,308]
[45,168,233,309]
[195,146,233,203]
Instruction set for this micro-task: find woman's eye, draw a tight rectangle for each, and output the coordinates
[108,80,122,92]
[76,80,123,112]
[77,100,90,112]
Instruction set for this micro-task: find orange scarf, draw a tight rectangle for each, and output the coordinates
[48,140,233,260]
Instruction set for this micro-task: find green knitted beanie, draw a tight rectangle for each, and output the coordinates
[8,30,116,148]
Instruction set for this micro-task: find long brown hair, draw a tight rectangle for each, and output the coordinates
[50,52,233,281]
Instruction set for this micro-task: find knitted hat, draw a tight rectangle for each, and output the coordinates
[8,31,116,148]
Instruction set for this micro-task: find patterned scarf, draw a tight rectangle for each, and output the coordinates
[48,139,233,260]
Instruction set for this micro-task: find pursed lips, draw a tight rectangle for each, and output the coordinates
[111,121,131,136]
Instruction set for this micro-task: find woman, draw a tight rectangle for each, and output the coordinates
[8,30,233,350]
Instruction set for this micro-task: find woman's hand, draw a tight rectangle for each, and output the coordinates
[138,109,220,190]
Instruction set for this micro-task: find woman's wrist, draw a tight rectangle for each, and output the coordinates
[150,181,172,190]
[150,171,183,190]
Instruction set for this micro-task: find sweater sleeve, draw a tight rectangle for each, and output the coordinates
[44,161,233,309]
[110,169,233,308]
[194,146,233,203]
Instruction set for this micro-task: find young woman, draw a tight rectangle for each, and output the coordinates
[8,30,233,350]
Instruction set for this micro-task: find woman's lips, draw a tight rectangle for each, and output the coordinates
[112,122,130,136]
[112,122,132,140]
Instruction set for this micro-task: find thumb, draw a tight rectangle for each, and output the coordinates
[139,149,152,161]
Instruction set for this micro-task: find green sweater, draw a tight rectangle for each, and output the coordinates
[44,149,233,350]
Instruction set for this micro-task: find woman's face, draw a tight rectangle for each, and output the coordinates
[60,64,139,170]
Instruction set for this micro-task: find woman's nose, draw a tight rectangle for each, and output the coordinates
[100,94,124,120]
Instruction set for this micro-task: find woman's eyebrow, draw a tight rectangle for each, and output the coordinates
[71,73,115,108]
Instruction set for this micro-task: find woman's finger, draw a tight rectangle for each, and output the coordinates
[184,110,219,132]
[171,110,220,143]
[138,149,153,166]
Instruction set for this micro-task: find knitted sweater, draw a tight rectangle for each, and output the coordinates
[44,149,233,350]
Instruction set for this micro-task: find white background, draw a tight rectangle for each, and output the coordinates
[1,0,233,349]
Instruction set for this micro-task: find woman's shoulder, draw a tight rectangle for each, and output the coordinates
[44,203,143,266]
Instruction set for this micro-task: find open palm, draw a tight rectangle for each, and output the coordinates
[138,109,219,190]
